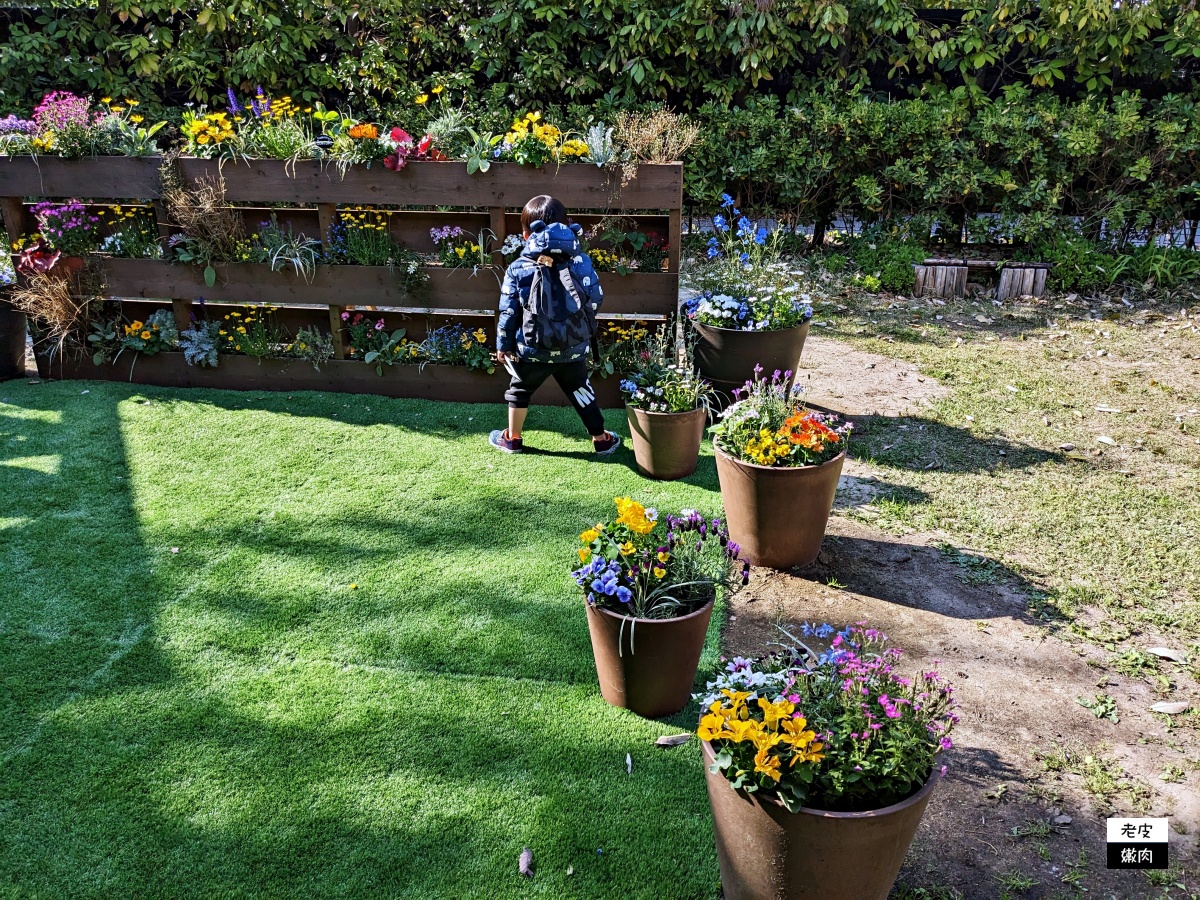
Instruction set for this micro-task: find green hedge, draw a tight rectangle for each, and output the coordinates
[2,0,1199,111]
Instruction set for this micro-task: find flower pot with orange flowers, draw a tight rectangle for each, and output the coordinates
[697,623,958,900]
[710,369,852,570]
[572,498,748,718]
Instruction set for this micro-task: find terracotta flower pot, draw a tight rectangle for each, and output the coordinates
[714,443,844,569]
[703,742,939,900]
[692,320,810,401]
[585,599,714,718]
[625,405,708,480]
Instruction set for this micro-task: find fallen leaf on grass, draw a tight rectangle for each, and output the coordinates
[1150,702,1191,715]
[655,734,691,747]
[1148,647,1187,663]
[1095,436,1117,446]
[1059,443,1076,451]
[1095,405,1122,413]
[518,848,534,877]
[626,753,632,774]
[566,866,574,877]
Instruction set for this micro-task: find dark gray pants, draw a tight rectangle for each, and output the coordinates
[503,358,606,436]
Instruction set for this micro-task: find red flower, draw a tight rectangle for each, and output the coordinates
[389,127,412,147]
[429,148,447,162]
[416,134,433,156]
[384,153,406,171]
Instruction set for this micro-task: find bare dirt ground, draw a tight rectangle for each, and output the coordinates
[724,335,1199,900]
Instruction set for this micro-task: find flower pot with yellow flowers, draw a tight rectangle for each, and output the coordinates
[698,624,958,900]
[572,498,748,718]
[711,368,852,569]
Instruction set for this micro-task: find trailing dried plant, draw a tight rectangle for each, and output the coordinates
[613,109,700,188]
[11,263,105,360]
[159,157,244,282]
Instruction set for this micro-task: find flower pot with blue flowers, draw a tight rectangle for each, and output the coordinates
[573,498,748,718]
[698,624,958,900]
[712,369,852,569]
[683,194,814,402]
[621,321,715,480]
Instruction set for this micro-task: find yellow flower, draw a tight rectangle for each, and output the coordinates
[140,331,151,340]
[130,114,144,124]
[580,528,599,544]
[753,746,783,782]
[473,328,487,343]
[697,712,728,742]
[619,541,635,556]
[415,93,429,105]
[432,85,445,94]
[577,547,591,563]
[349,583,357,589]
[759,696,795,730]
[656,551,669,564]
[126,99,139,106]
[652,566,666,579]
[100,96,112,104]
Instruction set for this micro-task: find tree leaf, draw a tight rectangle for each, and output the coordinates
[203,264,216,287]
[654,733,691,747]
[1150,702,1190,715]
[1147,647,1187,663]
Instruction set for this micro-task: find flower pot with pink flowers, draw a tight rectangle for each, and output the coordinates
[698,623,958,900]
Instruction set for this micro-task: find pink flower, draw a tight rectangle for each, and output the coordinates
[341,312,350,321]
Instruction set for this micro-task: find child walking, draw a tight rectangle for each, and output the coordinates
[489,195,621,455]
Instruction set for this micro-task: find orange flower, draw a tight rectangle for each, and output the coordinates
[348,123,379,139]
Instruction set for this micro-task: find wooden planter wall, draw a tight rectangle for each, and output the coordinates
[0,156,683,406]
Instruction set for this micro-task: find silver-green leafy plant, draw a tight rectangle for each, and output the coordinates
[290,326,335,371]
[179,319,221,367]
[584,123,616,168]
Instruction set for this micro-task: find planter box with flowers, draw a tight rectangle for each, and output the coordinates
[698,624,958,900]
[1,90,689,390]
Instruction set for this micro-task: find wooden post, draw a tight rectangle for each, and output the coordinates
[0,197,29,379]
[667,206,682,274]
[489,206,506,268]
[328,304,346,359]
[171,299,192,334]
[316,203,338,249]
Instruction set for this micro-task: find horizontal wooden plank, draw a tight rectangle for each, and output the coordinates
[97,259,678,317]
[0,156,162,199]
[178,158,682,210]
[33,351,625,407]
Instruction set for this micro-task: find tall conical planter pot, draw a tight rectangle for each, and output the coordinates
[714,444,844,569]
[702,742,939,900]
[626,405,708,480]
[585,599,714,718]
[691,321,810,401]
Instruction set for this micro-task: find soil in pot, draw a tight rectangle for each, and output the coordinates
[626,405,708,480]
[692,320,810,403]
[714,444,844,569]
[702,741,939,900]
[585,599,714,718]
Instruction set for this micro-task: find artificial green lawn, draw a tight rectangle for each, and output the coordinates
[0,380,729,898]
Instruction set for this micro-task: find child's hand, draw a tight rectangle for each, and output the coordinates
[496,350,512,363]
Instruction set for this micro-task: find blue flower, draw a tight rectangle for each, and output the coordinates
[739,252,749,263]
[707,246,720,259]
[736,216,753,236]
[712,214,726,230]
[720,193,735,208]
[615,586,632,603]
[755,226,768,245]
[226,88,241,114]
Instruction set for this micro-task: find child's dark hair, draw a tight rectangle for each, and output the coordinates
[520,194,568,232]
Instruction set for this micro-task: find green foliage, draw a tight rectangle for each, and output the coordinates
[179,319,221,368]
[843,230,928,293]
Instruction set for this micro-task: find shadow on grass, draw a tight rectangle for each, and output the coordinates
[793,532,1055,628]
[848,413,1062,475]
[0,381,726,898]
